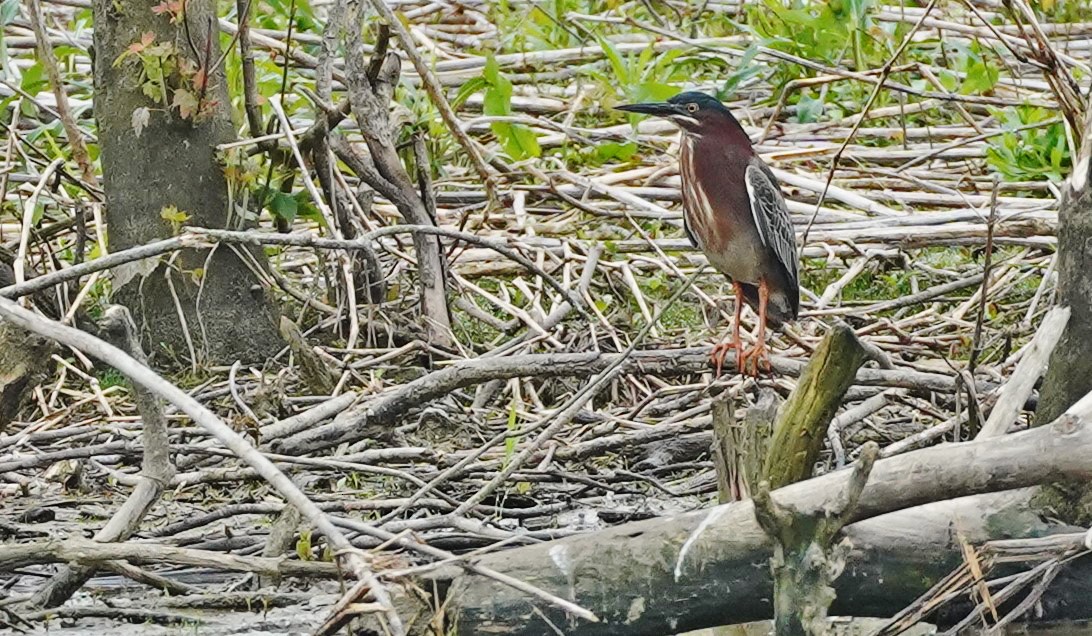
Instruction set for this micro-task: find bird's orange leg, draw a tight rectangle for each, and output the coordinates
[740,279,772,376]
[710,280,745,377]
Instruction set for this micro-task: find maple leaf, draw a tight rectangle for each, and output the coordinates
[151,0,181,14]
[172,88,199,120]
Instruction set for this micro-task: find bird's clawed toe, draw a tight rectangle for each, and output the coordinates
[710,342,737,379]
[739,342,772,377]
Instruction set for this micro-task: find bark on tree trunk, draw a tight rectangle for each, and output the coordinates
[1037,108,1092,426]
[92,0,281,365]
[1034,108,1092,522]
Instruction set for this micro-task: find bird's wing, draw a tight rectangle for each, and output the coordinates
[682,211,699,248]
[744,161,799,288]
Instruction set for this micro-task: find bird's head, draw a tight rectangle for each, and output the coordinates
[615,91,735,136]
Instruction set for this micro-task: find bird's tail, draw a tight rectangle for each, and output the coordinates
[740,282,797,329]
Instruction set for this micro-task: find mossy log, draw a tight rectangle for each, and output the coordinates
[762,322,868,489]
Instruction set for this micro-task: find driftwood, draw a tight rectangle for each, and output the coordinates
[415,388,1092,635]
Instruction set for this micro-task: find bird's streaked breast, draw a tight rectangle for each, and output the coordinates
[680,135,719,251]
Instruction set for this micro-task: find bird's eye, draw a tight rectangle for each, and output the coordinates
[686,103,699,113]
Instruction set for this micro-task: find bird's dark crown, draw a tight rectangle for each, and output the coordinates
[666,91,730,113]
[616,91,740,135]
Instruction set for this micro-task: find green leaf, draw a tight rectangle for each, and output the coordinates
[295,530,312,561]
[269,191,298,222]
[721,45,762,95]
[795,94,824,123]
[632,81,678,104]
[598,36,628,85]
[1,0,20,26]
[961,59,999,95]
[483,79,512,116]
[937,70,959,93]
[492,122,540,160]
[452,76,488,109]
[595,141,637,162]
[483,55,501,86]
[160,205,190,225]
[507,124,541,159]
[20,62,46,94]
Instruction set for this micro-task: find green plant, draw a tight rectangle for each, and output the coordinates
[935,41,1001,95]
[455,56,541,161]
[746,0,886,72]
[112,32,213,121]
[986,105,1068,181]
[597,38,683,107]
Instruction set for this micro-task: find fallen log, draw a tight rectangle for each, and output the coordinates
[400,389,1092,635]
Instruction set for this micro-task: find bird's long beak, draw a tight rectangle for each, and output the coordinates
[614,102,679,117]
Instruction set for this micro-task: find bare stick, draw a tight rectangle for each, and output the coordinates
[977,306,1070,439]
[28,306,173,607]
[0,296,406,635]
[25,0,97,186]
[364,0,496,199]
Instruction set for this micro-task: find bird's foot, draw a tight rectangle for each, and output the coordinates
[739,341,772,377]
[709,341,741,379]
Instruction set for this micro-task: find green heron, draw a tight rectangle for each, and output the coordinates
[616,92,799,375]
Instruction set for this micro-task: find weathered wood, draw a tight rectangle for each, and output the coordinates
[712,390,777,503]
[754,443,879,636]
[979,306,1069,438]
[431,390,1092,635]
[29,306,175,608]
[1038,106,1092,427]
[279,316,336,396]
[762,323,868,489]
[711,394,737,504]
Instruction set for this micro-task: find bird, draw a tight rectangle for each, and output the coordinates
[615,91,799,376]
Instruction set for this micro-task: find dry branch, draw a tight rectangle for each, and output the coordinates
[0,537,338,578]
[29,306,175,608]
[338,2,452,347]
[0,296,406,636]
[433,387,1092,634]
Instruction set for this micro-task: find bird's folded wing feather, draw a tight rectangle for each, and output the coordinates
[745,161,799,286]
[682,211,699,248]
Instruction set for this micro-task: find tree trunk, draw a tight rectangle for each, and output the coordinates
[0,259,55,431]
[1034,109,1092,522]
[1037,112,1092,425]
[92,0,281,365]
